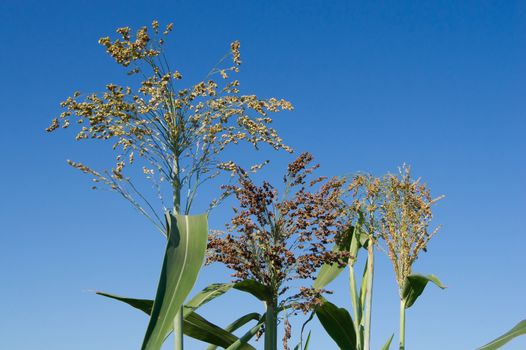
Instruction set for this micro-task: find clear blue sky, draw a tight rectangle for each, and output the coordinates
[1,1,525,349]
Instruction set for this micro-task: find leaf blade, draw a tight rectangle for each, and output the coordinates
[381,334,394,350]
[401,273,446,309]
[316,299,357,350]
[142,212,209,350]
[477,320,526,350]
[313,227,355,289]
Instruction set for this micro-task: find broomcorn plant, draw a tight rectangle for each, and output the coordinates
[378,165,444,350]
[47,20,293,350]
[207,153,349,350]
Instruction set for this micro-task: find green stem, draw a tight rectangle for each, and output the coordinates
[172,154,183,350]
[264,301,278,350]
[174,309,184,350]
[399,299,406,350]
[349,264,362,350]
[363,242,374,350]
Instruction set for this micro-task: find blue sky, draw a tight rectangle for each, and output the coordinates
[1,1,525,349]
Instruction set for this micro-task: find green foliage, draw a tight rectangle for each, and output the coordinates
[477,320,526,350]
[225,315,266,350]
[206,313,262,350]
[381,334,394,350]
[294,331,312,350]
[97,278,270,348]
[96,291,256,348]
[142,213,209,350]
[184,311,256,350]
[401,274,446,309]
[316,299,357,350]
[313,227,355,289]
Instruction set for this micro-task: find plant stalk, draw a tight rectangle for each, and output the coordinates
[172,157,183,350]
[399,299,406,350]
[174,310,184,350]
[363,241,375,350]
[264,301,278,350]
[349,263,362,350]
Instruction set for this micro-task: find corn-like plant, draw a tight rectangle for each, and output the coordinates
[207,153,349,350]
[376,165,445,350]
[47,20,292,350]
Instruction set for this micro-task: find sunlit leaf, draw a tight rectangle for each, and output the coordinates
[401,273,445,309]
[206,313,261,350]
[142,213,209,350]
[313,227,355,289]
[477,320,526,350]
[316,299,357,350]
[381,334,394,350]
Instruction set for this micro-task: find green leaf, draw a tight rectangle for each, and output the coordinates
[97,279,268,349]
[477,320,526,350]
[294,312,315,350]
[359,258,368,314]
[313,227,355,289]
[96,291,257,349]
[225,314,266,350]
[401,273,446,309]
[184,311,255,350]
[316,299,357,350]
[380,334,394,350]
[96,291,153,315]
[295,331,312,350]
[206,313,261,350]
[233,279,273,302]
[303,331,311,350]
[142,212,209,350]
[184,283,236,316]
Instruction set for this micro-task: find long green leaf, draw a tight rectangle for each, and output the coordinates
[206,313,261,350]
[303,331,311,350]
[477,320,526,350]
[97,291,258,349]
[142,212,209,350]
[184,283,236,315]
[294,331,312,350]
[359,257,368,315]
[316,299,357,350]
[233,279,273,301]
[401,273,445,309]
[299,311,315,350]
[96,291,153,314]
[225,314,266,350]
[381,334,394,350]
[184,311,255,350]
[97,278,268,348]
[313,227,355,289]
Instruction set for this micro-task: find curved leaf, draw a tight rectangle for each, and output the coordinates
[206,313,261,350]
[184,311,255,350]
[401,273,445,309]
[223,313,262,333]
[185,283,235,315]
[313,227,355,289]
[96,291,258,349]
[316,299,357,350]
[477,320,526,350]
[233,279,273,302]
[97,279,268,348]
[142,212,209,350]
[225,314,266,350]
